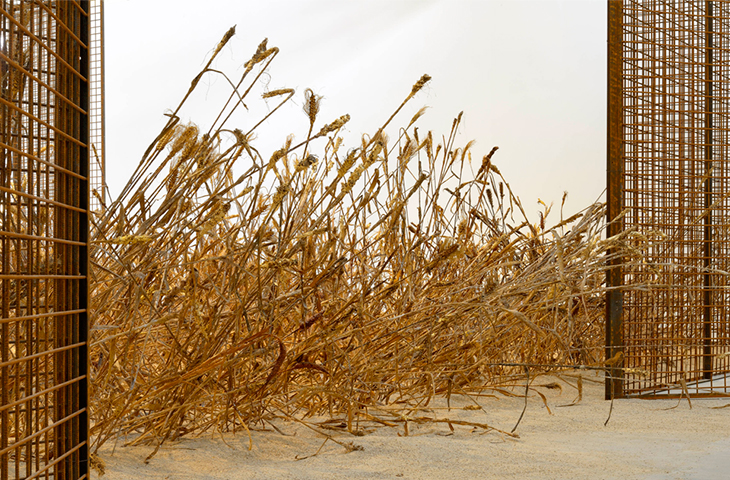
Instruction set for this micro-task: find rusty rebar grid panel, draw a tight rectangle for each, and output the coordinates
[0,1,90,479]
[608,0,730,398]
[88,0,103,212]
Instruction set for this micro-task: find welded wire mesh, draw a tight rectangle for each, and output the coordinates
[0,1,89,479]
[608,0,730,397]
[88,0,102,212]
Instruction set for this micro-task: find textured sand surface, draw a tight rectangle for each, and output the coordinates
[92,372,730,480]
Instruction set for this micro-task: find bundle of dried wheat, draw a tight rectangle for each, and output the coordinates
[87,29,643,455]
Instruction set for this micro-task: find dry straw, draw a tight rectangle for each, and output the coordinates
[85,29,647,457]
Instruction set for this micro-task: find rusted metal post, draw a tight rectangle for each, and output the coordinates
[78,1,91,476]
[606,0,624,400]
[703,0,714,380]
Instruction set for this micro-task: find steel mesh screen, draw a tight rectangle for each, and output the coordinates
[0,1,89,479]
[88,0,102,212]
[608,0,730,397]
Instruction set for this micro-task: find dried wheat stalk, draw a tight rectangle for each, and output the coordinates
[86,30,646,455]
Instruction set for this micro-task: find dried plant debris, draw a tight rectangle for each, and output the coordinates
[86,29,646,455]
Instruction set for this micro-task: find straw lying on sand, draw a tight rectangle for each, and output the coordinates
[87,29,642,457]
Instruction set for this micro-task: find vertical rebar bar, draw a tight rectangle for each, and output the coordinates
[78,2,90,477]
[606,0,625,400]
[703,0,714,380]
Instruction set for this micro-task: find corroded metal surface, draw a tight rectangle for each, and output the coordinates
[608,0,730,397]
[606,0,625,400]
[0,1,89,478]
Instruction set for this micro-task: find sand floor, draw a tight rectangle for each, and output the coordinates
[93,372,730,480]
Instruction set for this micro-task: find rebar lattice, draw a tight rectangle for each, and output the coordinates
[608,0,730,398]
[89,0,103,212]
[0,1,90,479]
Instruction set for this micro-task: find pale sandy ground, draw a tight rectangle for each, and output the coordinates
[93,372,730,480]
